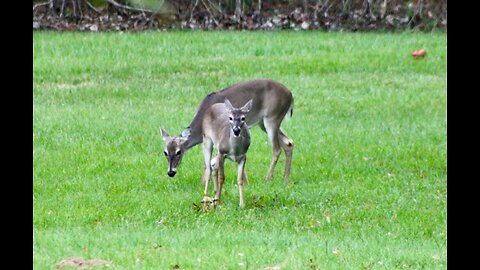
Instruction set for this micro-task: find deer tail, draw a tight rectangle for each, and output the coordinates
[285,97,294,120]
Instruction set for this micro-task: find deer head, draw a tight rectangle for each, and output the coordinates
[160,127,191,177]
[224,99,253,137]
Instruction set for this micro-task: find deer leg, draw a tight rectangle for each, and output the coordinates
[202,138,213,185]
[202,139,213,208]
[264,119,282,182]
[211,154,219,207]
[242,169,249,185]
[214,154,225,204]
[279,129,294,184]
[237,156,246,208]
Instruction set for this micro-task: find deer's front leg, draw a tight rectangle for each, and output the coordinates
[211,155,219,203]
[214,154,225,204]
[202,138,213,185]
[202,138,214,208]
[237,156,246,208]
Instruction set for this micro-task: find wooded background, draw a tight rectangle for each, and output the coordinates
[33,0,446,31]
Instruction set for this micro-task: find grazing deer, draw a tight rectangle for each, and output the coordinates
[201,99,252,208]
[160,79,294,183]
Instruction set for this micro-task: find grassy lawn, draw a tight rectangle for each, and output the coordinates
[33,31,446,269]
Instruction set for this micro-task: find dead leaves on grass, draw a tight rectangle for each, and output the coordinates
[263,265,281,270]
[56,257,113,268]
[252,195,265,208]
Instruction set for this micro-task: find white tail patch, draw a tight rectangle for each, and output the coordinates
[285,98,294,121]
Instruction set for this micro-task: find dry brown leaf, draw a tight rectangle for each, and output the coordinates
[324,209,331,223]
[192,202,201,211]
[308,217,315,227]
[412,49,427,59]
[263,265,281,270]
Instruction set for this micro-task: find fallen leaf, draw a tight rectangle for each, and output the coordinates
[263,265,281,270]
[324,209,331,223]
[171,264,180,269]
[309,217,315,227]
[156,218,165,225]
[193,202,201,211]
[412,49,427,59]
[252,195,265,208]
[90,24,99,32]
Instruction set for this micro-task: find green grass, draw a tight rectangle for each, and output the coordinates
[33,31,446,269]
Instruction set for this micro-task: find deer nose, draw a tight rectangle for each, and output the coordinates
[233,127,241,136]
[168,171,176,177]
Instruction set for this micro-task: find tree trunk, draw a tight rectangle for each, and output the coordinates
[235,0,243,19]
[255,0,261,15]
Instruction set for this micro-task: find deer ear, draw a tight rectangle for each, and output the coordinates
[241,99,253,113]
[181,127,191,138]
[224,98,234,112]
[160,127,170,141]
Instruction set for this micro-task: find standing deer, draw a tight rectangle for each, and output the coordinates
[160,79,294,183]
[201,99,252,208]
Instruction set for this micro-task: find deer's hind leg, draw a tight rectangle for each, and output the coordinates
[279,129,294,184]
[211,154,220,208]
[263,117,282,182]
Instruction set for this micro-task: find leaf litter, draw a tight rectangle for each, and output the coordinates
[56,257,113,268]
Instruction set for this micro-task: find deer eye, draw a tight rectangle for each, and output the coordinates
[176,150,182,155]
[241,116,245,121]
[164,151,168,156]
[229,117,233,121]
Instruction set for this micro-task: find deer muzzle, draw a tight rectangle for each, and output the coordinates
[233,127,241,136]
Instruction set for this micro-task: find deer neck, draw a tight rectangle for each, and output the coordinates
[182,123,203,150]
[183,92,224,150]
[228,127,248,154]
